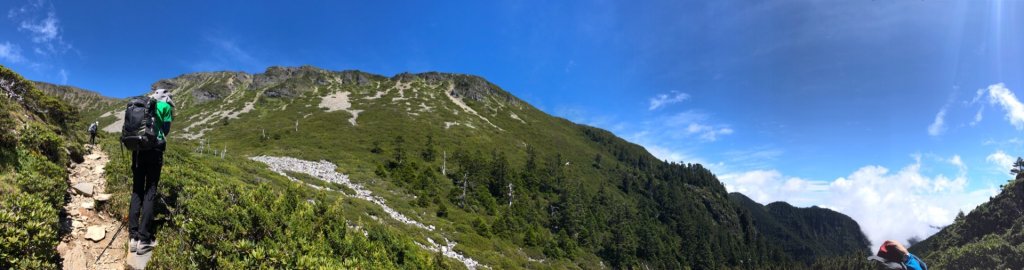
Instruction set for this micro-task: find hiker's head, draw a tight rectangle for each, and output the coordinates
[150,89,173,105]
[877,240,908,262]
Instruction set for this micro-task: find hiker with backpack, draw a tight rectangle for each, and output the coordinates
[121,88,174,255]
[88,121,98,144]
[868,240,928,270]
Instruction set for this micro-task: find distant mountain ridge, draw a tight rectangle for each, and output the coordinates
[36,65,875,268]
[729,193,870,264]
[31,81,121,117]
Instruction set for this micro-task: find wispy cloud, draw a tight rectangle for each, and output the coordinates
[720,155,994,249]
[970,107,984,126]
[8,1,71,56]
[686,123,733,141]
[722,147,783,171]
[57,68,66,84]
[987,83,1024,129]
[632,138,726,172]
[648,91,689,110]
[19,11,59,43]
[985,150,1014,173]
[927,106,947,136]
[191,36,265,72]
[661,110,734,142]
[4,0,75,85]
[0,42,25,63]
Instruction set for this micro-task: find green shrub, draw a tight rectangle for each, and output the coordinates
[472,217,491,237]
[0,192,60,269]
[0,109,15,149]
[14,154,66,210]
[19,122,65,164]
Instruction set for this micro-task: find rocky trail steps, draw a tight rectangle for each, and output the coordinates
[56,144,127,269]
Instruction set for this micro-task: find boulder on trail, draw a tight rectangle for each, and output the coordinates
[95,193,112,202]
[85,226,105,242]
[72,183,94,196]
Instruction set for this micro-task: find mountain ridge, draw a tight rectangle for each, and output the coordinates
[33,65,873,268]
[729,192,871,264]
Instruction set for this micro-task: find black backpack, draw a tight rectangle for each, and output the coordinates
[120,96,158,151]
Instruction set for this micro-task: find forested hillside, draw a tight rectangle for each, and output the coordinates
[909,174,1024,269]
[729,193,870,264]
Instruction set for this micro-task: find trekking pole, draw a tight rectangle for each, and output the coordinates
[95,222,125,265]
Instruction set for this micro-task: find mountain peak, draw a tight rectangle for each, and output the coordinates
[402,72,518,105]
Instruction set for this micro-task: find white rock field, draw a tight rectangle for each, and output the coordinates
[249,155,487,269]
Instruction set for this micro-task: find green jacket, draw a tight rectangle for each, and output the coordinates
[154,100,173,141]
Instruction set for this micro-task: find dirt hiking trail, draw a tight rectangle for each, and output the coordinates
[56,144,128,269]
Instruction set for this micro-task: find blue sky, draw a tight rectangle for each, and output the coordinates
[3,0,1023,247]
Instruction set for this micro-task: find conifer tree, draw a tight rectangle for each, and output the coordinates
[1012,157,1024,179]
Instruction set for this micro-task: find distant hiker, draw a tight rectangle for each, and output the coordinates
[867,240,928,270]
[121,88,173,255]
[88,121,98,144]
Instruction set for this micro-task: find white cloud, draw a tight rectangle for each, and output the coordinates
[57,68,66,84]
[0,42,25,63]
[927,106,947,136]
[949,155,964,169]
[986,150,1014,173]
[971,88,985,105]
[970,107,984,126]
[720,170,829,206]
[7,1,72,57]
[720,156,995,249]
[683,122,733,142]
[648,91,690,110]
[659,110,734,142]
[19,11,59,43]
[629,132,727,172]
[645,144,698,164]
[987,83,1024,129]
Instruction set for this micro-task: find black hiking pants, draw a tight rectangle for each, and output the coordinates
[89,132,96,144]
[129,148,163,242]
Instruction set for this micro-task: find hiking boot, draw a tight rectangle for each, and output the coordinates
[129,238,138,253]
[137,239,157,255]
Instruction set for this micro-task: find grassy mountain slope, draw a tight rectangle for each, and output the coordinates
[0,65,86,268]
[53,65,873,268]
[32,81,122,123]
[95,137,461,269]
[909,176,1024,269]
[729,193,871,264]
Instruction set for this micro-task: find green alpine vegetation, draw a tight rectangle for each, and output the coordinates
[96,137,462,269]
[0,65,85,268]
[32,65,878,269]
[908,164,1024,269]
